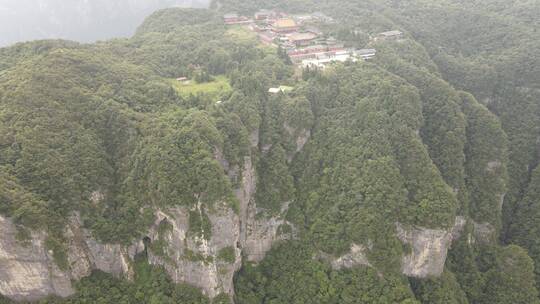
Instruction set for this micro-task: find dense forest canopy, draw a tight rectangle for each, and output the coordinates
[0,0,539,303]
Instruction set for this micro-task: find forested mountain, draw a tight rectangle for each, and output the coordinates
[0,0,539,303]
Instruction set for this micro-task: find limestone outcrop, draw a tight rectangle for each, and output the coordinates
[284,123,311,162]
[66,214,133,281]
[322,244,371,270]
[146,205,241,298]
[0,214,132,302]
[0,139,296,301]
[397,217,465,278]
[0,216,73,302]
[235,156,294,262]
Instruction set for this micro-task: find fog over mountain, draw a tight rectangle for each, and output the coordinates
[0,0,210,47]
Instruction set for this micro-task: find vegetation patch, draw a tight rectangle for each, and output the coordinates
[44,236,69,271]
[217,246,236,263]
[169,75,232,99]
[225,26,258,44]
[184,248,214,265]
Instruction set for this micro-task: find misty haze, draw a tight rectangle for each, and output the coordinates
[0,0,210,46]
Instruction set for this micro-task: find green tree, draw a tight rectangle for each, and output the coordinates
[480,246,540,304]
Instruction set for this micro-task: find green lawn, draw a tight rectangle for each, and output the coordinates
[169,75,232,99]
[225,26,258,44]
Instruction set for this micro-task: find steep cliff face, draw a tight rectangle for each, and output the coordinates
[0,216,72,301]
[0,214,134,301]
[0,203,243,301]
[135,141,295,295]
[0,131,295,301]
[397,217,466,278]
[66,214,133,281]
[241,203,291,262]
[0,106,495,302]
[143,144,294,296]
[241,125,302,262]
[284,123,311,162]
[328,244,371,270]
[146,205,241,298]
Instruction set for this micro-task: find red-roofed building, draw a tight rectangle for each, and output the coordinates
[288,32,318,46]
[224,13,250,25]
[271,18,299,33]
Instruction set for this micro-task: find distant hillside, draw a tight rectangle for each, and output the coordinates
[0,0,210,47]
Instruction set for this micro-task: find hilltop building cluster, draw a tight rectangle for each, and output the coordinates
[224,10,398,69]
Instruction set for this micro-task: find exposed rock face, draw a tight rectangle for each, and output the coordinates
[261,144,273,154]
[284,123,311,162]
[329,244,370,270]
[241,123,305,261]
[283,124,311,154]
[234,154,293,263]
[145,149,293,296]
[397,217,465,278]
[1,141,466,302]
[0,215,73,301]
[486,160,502,173]
[0,129,300,301]
[0,213,135,301]
[236,156,256,246]
[66,214,133,280]
[142,133,294,295]
[294,129,311,153]
[451,216,467,241]
[242,212,290,262]
[146,205,241,298]
[322,217,468,279]
[497,193,506,211]
[214,148,239,181]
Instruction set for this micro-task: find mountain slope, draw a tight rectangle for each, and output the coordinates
[0,1,539,303]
